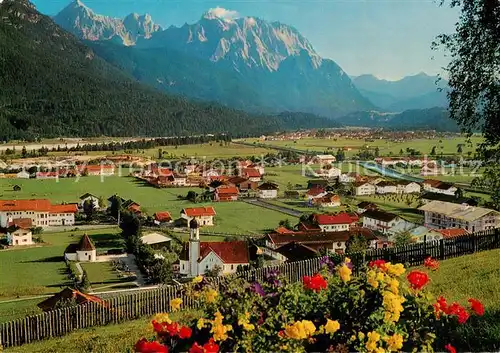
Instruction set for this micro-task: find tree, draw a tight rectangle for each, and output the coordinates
[435,0,500,208]
[346,233,369,254]
[394,231,413,247]
[430,146,437,156]
[457,144,463,154]
[120,211,142,240]
[399,149,404,156]
[374,147,380,158]
[205,265,222,277]
[83,199,96,221]
[186,191,199,203]
[13,185,21,191]
[108,195,122,219]
[149,259,172,284]
[78,270,91,293]
[21,146,27,158]
[279,219,292,230]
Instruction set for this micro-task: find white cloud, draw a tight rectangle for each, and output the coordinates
[205,7,240,22]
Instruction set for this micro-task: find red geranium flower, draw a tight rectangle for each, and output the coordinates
[369,259,387,270]
[406,270,430,290]
[134,338,169,353]
[203,338,220,353]
[166,322,180,337]
[179,326,193,339]
[424,257,439,271]
[302,273,327,292]
[434,296,448,318]
[468,298,485,316]
[189,342,204,353]
[445,344,456,353]
[447,303,470,324]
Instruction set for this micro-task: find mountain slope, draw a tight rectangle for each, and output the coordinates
[352,73,448,111]
[0,0,338,141]
[53,2,373,117]
[337,108,459,132]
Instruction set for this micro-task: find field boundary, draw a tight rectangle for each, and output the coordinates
[1,228,499,348]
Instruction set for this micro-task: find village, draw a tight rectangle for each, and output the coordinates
[0,132,496,324]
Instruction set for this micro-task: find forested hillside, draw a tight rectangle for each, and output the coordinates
[0,0,338,141]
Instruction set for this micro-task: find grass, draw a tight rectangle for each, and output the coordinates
[80,262,120,286]
[352,194,423,223]
[47,142,275,159]
[3,311,200,353]
[241,135,484,158]
[0,177,287,234]
[0,228,121,321]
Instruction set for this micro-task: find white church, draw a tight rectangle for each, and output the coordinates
[179,219,250,277]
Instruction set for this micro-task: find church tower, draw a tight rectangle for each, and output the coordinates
[189,218,200,277]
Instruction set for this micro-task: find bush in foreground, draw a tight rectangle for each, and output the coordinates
[134,257,484,352]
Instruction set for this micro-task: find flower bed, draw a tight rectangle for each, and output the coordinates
[134,257,484,352]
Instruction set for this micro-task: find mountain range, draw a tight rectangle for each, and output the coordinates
[351,73,449,112]
[52,0,374,118]
[0,0,340,141]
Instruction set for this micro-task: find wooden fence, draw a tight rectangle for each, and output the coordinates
[1,228,499,348]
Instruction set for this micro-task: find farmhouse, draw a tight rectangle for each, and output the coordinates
[0,199,77,228]
[306,187,327,199]
[6,218,33,246]
[153,212,173,225]
[339,172,361,183]
[313,213,357,232]
[264,228,377,255]
[437,228,469,239]
[422,180,458,196]
[64,234,97,262]
[362,210,404,234]
[396,181,421,194]
[419,201,500,232]
[308,167,341,178]
[357,201,378,214]
[307,180,329,189]
[353,182,376,196]
[181,207,216,226]
[79,193,100,209]
[275,242,320,262]
[84,165,115,176]
[257,182,279,199]
[179,241,249,276]
[375,181,398,194]
[314,154,336,165]
[228,176,257,191]
[36,171,58,179]
[37,288,103,312]
[214,186,239,202]
[420,192,478,206]
[241,168,262,182]
[407,226,443,243]
[312,193,341,208]
[16,171,30,179]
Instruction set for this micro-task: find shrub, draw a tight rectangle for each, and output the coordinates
[133,258,484,352]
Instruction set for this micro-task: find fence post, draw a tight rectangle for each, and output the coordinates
[495,228,499,248]
[439,239,445,260]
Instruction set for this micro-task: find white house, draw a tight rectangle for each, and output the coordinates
[311,167,342,179]
[79,193,100,210]
[7,218,33,246]
[140,232,172,249]
[422,180,458,196]
[339,173,360,184]
[242,168,262,182]
[16,171,30,179]
[179,221,249,276]
[0,199,77,228]
[181,207,216,226]
[353,182,376,196]
[313,213,357,232]
[257,182,279,199]
[396,182,421,194]
[64,234,97,262]
[362,210,404,234]
[314,155,336,165]
[375,181,398,194]
[419,201,500,232]
[312,193,341,208]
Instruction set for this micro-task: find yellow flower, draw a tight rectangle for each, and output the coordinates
[192,275,203,283]
[210,311,232,341]
[324,319,340,334]
[376,272,385,282]
[204,288,218,304]
[366,331,381,352]
[382,291,405,323]
[350,334,356,341]
[344,257,351,263]
[386,263,405,277]
[170,298,182,311]
[358,332,365,340]
[367,270,379,289]
[384,333,404,352]
[197,318,205,330]
[284,320,316,340]
[238,312,255,331]
[302,320,316,336]
[152,313,171,324]
[388,278,400,295]
[338,264,352,282]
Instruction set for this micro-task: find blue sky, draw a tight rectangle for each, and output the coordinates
[32,0,459,80]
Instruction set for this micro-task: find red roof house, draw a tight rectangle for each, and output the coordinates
[242,168,261,181]
[437,228,470,239]
[154,212,173,224]
[214,186,239,202]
